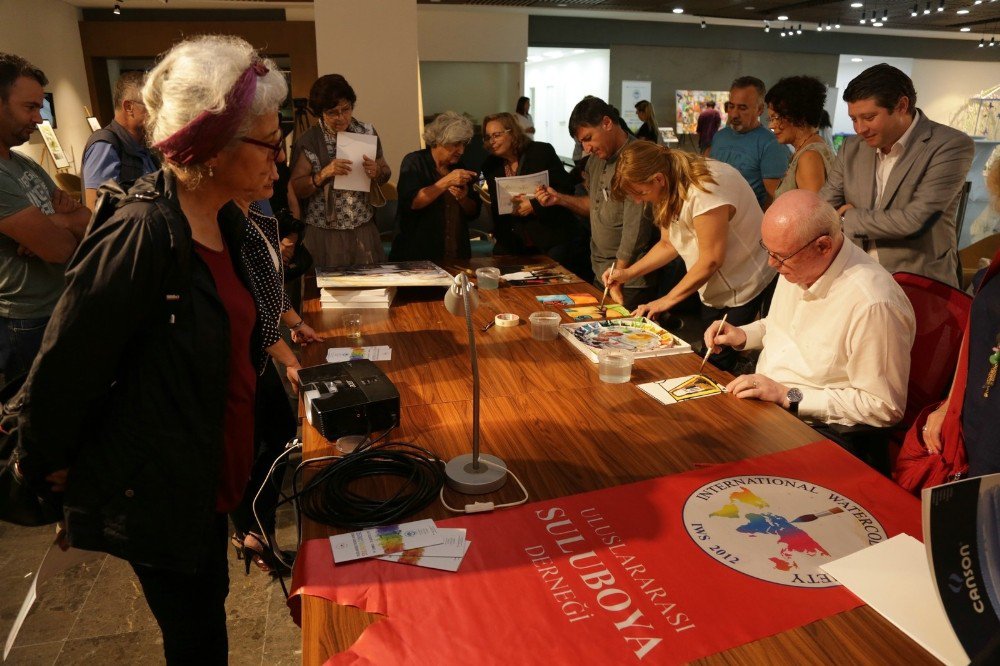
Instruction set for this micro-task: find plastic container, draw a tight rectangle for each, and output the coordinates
[529,311,561,341]
[475,267,501,290]
[598,349,633,384]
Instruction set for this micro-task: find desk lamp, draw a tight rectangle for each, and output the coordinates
[442,272,508,494]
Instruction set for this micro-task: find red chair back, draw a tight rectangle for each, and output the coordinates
[893,272,972,429]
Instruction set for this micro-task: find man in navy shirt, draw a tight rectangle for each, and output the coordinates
[708,76,789,210]
[81,71,158,209]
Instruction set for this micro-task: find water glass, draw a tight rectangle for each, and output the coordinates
[598,349,633,384]
[343,312,362,339]
[476,267,501,290]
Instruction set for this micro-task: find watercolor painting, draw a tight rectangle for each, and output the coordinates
[667,374,724,402]
[562,304,631,321]
[499,263,581,287]
[535,293,597,306]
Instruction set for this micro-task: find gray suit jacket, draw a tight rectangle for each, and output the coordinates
[820,111,974,287]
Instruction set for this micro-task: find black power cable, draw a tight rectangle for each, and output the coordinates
[290,432,446,530]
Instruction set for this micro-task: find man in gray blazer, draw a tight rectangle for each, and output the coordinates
[821,64,974,288]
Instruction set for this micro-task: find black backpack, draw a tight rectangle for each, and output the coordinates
[0,173,190,526]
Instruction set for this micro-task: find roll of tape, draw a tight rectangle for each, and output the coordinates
[494,313,520,328]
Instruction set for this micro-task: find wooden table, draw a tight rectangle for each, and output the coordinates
[296,259,937,665]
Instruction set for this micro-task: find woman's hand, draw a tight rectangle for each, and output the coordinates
[291,322,322,345]
[633,298,671,319]
[923,402,949,454]
[440,169,476,189]
[447,184,469,200]
[279,238,296,264]
[362,154,380,180]
[511,195,533,217]
[285,365,301,393]
[319,158,353,183]
[601,265,629,290]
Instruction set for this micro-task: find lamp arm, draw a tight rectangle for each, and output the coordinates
[458,273,481,470]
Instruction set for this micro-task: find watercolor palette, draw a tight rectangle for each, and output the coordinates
[558,317,692,363]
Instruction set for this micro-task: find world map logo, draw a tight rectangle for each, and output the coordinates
[682,476,888,588]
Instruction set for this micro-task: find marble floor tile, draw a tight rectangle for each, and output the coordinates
[4,638,63,665]
[55,628,165,665]
[67,555,157,640]
[262,580,302,666]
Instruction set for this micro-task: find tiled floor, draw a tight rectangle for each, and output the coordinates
[0,466,303,665]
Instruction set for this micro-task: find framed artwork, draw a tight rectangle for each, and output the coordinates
[37,121,70,170]
[675,90,730,135]
[86,116,101,132]
[41,92,56,129]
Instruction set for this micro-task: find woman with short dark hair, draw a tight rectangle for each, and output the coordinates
[290,74,390,267]
[764,76,834,196]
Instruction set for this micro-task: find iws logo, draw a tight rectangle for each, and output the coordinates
[682,476,888,588]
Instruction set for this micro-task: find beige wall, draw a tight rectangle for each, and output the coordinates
[910,59,1000,130]
[419,61,522,123]
[315,0,421,177]
[1,0,91,175]
[417,7,528,64]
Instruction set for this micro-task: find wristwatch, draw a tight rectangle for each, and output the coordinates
[786,388,803,415]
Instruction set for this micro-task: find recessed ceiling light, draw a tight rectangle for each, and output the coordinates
[851,57,864,62]
[744,6,756,10]
[777,14,789,20]
[960,26,971,30]
[957,8,970,13]
[851,1,863,6]
[872,21,884,26]
[672,7,684,14]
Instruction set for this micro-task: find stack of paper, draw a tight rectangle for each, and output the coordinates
[329,519,471,572]
[320,287,396,310]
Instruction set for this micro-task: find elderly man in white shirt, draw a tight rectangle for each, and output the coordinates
[704,189,915,433]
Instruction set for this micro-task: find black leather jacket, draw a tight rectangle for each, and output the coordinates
[17,171,259,573]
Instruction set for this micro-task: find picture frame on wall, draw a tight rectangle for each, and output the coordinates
[86,116,101,132]
[40,92,56,129]
[38,121,71,170]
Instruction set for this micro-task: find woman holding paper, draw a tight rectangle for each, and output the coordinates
[290,74,391,267]
[479,112,586,273]
[389,111,480,262]
[604,141,775,371]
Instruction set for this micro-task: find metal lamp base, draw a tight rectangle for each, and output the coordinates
[445,453,508,494]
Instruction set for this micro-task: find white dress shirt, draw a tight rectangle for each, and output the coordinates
[868,110,921,260]
[740,240,915,427]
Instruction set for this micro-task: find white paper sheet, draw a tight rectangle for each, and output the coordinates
[4,540,100,660]
[326,345,392,363]
[329,519,442,563]
[334,132,378,192]
[820,533,968,666]
[494,171,548,214]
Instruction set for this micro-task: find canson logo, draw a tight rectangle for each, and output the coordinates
[954,543,985,614]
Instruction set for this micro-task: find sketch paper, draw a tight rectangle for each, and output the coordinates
[638,375,725,406]
[494,171,548,214]
[326,346,392,363]
[4,541,100,659]
[330,519,442,564]
[820,534,967,666]
[37,121,70,170]
[334,131,378,192]
[562,304,631,321]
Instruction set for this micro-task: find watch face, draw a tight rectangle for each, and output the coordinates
[787,388,803,403]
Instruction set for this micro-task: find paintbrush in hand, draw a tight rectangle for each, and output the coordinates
[698,312,728,377]
[598,261,616,314]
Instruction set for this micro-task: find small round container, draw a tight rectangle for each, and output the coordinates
[475,267,501,290]
[336,435,367,454]
[598,348,633,384]
[529,311,561,341]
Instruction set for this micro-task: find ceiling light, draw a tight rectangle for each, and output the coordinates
[924,2,931,13]
[937,0,945,10]
[911,3,919,15]
[113,2,121,14]
[979,37,986,46]
[883,8,889,20]
[701,19,707,28]
[957,8,970,13]
[672,7,684,13]
[777,14,789,20]
[780,30,786,36]
[860,10,867,22]
[850,1,863,6]
[851,57,864,62]
[826,24,833,30]
[960,26,971,30]
[796,23,803,33]
[817,23,824,31]
[872,21,884,26]
[834,22,841,28]
[991,37,997,46]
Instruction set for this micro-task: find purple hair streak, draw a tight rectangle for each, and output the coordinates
[154,60,269,166]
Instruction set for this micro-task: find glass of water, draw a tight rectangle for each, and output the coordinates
[343,312,362,340]
[598,348,633,384]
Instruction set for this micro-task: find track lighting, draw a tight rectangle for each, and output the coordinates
[113,3,121,14]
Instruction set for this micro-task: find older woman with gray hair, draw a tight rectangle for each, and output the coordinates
[16,35,287,663]
[389,111,480,262]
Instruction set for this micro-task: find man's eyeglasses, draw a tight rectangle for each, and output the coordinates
[240,136,286,163]
[484,129,511,143]
[759,234,827,267]
[323,104,353,119]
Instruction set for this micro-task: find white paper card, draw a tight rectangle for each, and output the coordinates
[820,533,968,666]
[500,271,533,281]
[329,519,442,563]
[4,541,100,659]
[326,345,393,363]
[494,170,548,214]
[378,528,467,560]
[379,541,472,572]
[334,132,378,192]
